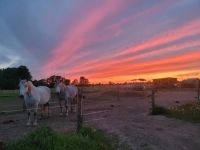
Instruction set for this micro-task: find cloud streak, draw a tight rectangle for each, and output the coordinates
[43,0,129,74]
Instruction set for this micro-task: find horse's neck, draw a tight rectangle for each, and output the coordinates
[28,85,37,95]
[60,83,66,92]
[55,82,59,87]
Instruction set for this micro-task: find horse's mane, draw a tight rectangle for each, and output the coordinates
[27,81,34,92]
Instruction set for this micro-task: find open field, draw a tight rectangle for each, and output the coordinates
[0,86,200,150]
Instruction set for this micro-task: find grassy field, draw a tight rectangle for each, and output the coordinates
[5,127,124,150]
[152,102,200,123]
[0,89,54,102]
[0,90,19,102]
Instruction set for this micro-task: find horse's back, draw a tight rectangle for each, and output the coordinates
[38,86,51,104]
[66,85,78,98]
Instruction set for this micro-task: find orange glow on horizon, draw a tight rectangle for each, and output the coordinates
[65,51,200,84]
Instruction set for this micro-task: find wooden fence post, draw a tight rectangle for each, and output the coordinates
[197,79,200,101]
[77,87,83,132]
[117,84,120,101]
[0,141,3,150]
[151,88,156,111]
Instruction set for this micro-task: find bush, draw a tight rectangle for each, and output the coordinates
[6,127,115,150]
[151,102,200,123]
[151,106,169,115]
[166,102,200,123]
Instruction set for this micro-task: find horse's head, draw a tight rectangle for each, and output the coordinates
[55,81,61,93]
[18,80,28,98]
[57,82,66,93]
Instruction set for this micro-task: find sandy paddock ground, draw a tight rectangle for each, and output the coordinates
[0,86,200,150]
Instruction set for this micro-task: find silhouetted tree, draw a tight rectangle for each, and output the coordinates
[64,79,70,85]
[72,79,79,85]
[79,76,89,86]
[108,81,115,85]
[17,66,32,80]
[0,66,32,89]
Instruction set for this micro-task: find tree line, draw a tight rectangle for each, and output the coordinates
[0,66,90,90]
[0,66,32,90]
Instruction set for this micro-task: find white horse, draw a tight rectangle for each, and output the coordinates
[19,80,51,126]
[55,81,78,116]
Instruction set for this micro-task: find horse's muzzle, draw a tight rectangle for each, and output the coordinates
[19,95,24,98]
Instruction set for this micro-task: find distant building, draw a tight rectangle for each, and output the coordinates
[181,78,199,88]
[153,77,177,88]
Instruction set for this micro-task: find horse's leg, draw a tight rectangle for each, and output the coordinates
[72,98,76,112]
[65,98,69,116]
[71,98,73,112]
[47,102,50,117]
[76,93,78,112]
[59,100,63,116]
[74,96,77,113]
[40,104,44,119]
[33,111,37,126]
[23,100,26,112]
[33,103,39,126]
[26,109,31,126]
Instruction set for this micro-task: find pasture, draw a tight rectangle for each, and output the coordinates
[0,86,200,150]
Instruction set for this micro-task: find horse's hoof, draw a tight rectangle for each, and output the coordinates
[33,121,37,126]
[73,109,76,113]
[65,112,68,116]
[26,122,31,126]
[59,112,63,116]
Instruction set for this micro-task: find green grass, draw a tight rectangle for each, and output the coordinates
[5,127,123,150]
[0,90,18,101]
[0,90,18,97]
[151,102,200,123]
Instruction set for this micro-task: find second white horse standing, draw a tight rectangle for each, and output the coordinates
[55,81,78,116]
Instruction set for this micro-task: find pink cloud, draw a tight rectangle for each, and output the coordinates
[109,0,174,31]
[70,18,200,72]
[117,19,200,56]
[41,1,200,82]
[65,39,200,75]
[43,0,130,76]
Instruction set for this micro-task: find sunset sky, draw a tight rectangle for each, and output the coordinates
[0,0,200,83]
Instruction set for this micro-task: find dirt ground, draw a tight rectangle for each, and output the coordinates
[0,86,200,150]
